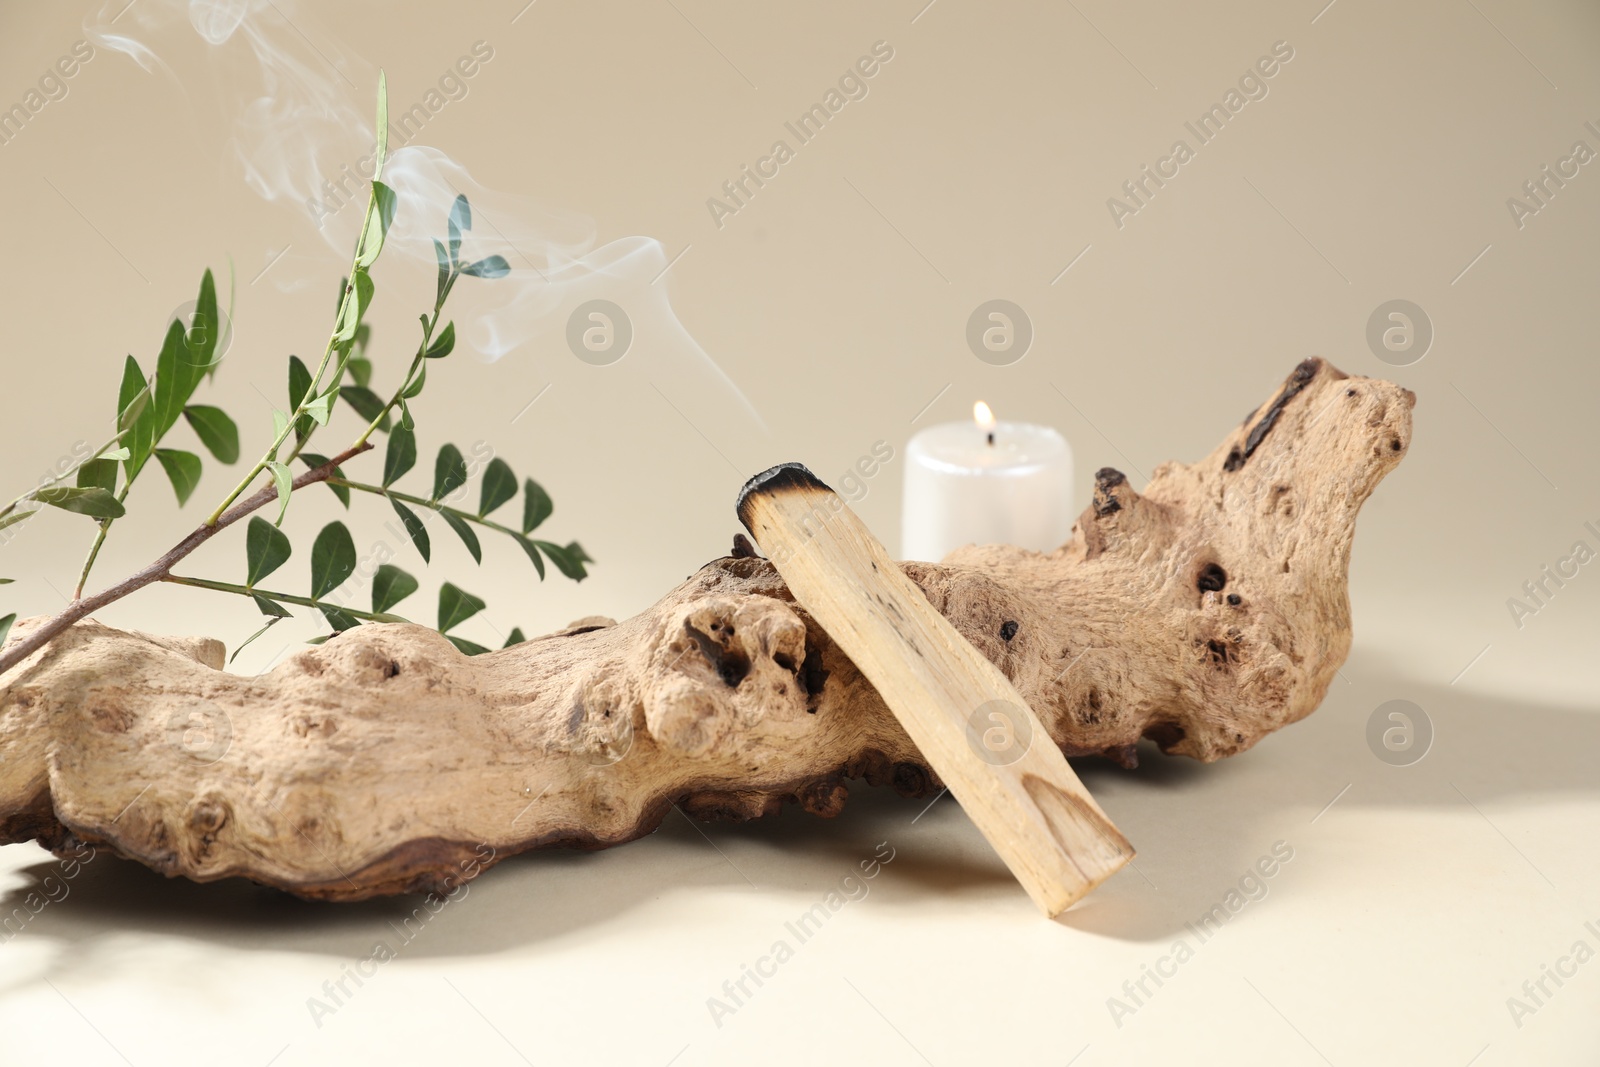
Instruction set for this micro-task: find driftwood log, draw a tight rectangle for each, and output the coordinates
[0,358,1413,901]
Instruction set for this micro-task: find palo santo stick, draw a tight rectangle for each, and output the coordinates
[737,463,1135,917]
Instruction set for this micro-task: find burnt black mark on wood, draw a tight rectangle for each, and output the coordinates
[684,619,751,687]
[736,462,829,529]
[731,533,758,559]
[1093,467,1126,517]
[1206,639,1231,667]
[1226,593,1242,606]
[1197,563,1227,593]
[1224,358,1320,472]
[384,659,401,679]
[1000,620,1019,642]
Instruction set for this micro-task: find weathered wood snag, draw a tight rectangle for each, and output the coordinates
[0,358,1413,901]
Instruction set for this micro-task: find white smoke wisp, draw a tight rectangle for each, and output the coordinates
[381,146,768,436]
[83,0,768,447]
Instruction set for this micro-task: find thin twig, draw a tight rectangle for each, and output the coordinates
[162,574,410,624]
[327,477,524,540]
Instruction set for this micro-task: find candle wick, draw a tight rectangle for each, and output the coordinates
[986,432,995,446]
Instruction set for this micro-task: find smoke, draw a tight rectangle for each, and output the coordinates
[85,0,766,445]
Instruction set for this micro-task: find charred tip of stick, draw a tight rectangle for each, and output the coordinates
[735,463,829,528]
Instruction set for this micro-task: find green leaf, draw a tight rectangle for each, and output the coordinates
[390,499,430,562]
[267,460,294,524]
[0,578,12,585]
[151,274,217,438]
[299,453,349,508]
[333,285,359,343]
[437,581,485,632]
[253,593,293,619]
[154,448,203,505]
[185,269,223,371]
[398,396,414,431]
[303,389,336,427]
[245,516,292,586]
[288,355,313,409]
[372,563,418,614]
[77,458,118,494]
[320,605,362,633]
[522,478,552,533]
[183,405,239,463]
[383,424,416,487]
[354,269,375,320]
[348,354,373,387]
[357,181,397,269]
[0,510,35,533]
[287,355,313,435]
[513,535,545,580]
[432,444,467,501]
[310,521,356,599]
[229,613,284,664]
[535,540,589,581]
[340,386,391,431]
[479,458,516,517]
[98,446,130,461]
[460,255,510,279]
[334,271,377,344]
[36,486,125,519]
[439,510,482,563]
[433,239,451,304]
[401,364,426,399]
[424,321,455,359]
[117,356,155,479]
[450,193,471,235]
[503,628,525,648]
[448,635,491,656]
[0,613,15,650]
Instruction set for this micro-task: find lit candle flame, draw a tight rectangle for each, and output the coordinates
[973,401,996,433]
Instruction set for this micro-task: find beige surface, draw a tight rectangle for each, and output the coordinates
[1,0,1596,1063]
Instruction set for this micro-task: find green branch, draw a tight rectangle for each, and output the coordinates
[326,476,520,539]
[162,573,410,624]
[205,263,368,526]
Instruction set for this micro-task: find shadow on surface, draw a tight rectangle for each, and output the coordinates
[1,652,1593,972]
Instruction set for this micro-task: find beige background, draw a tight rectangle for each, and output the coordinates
[2,0,1597,1064]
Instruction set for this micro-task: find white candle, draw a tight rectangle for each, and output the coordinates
[901,402,1075,562]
